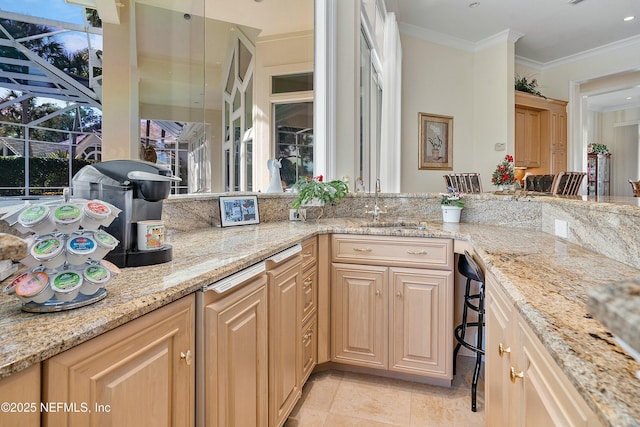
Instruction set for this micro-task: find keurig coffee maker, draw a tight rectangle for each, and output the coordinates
[72,160,180,268]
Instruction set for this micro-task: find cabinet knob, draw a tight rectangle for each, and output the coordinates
[498,343,511,357]
[303,279,313,287]
[303,253,313,258]
[180,350,192,366]
[303,330,313,341]
[396,291,402,297]
[375,289,381,296]
[510,367,524,383]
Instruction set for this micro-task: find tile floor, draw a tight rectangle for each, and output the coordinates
[285,356,485,427]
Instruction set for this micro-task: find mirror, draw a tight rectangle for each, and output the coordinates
[133,0,314,194]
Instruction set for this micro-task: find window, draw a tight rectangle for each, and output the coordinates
[274,102,314,188]
[222,31,255,192]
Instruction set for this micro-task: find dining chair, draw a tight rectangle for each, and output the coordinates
[524,174,555,193]
[551,172,586,196]
[443,173,483,193]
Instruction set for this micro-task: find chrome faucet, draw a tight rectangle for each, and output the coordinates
[365,178,387,221]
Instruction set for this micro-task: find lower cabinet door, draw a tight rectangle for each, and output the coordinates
[389,267,453,378]
[204,275,268,427]
[268,256,302,427]
[43,295,195,427]
[331,263,388,369]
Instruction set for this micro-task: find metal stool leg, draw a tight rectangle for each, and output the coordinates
[471,285,485,412]
[453,277,472,375]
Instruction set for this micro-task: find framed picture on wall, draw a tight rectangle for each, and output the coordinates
[418,113,453,170]
[219,196,260,227]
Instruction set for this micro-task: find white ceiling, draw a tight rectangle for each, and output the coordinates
[386,0,640,111]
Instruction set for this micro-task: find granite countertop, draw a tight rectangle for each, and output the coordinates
[0,233,27,261]
[0,219,638,426]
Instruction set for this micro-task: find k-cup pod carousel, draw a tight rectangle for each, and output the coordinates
[1,190,120,313]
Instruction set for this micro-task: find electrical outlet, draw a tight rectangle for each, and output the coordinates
[554,219,569,238]
[289,209,304,221]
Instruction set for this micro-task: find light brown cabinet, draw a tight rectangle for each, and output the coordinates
[267,254,302,427]
[515,91,568,175]
[486,273,603,426]
[515,107,541,168]
[0,363,41,427]
[299,237,318,385]
[331,235,454,382]
[43,295,195,427]
[201,273,268,427]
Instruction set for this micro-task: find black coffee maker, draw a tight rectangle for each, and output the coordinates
[72,160,180,268]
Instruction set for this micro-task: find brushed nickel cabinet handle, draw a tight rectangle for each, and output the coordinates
[396,291,402,297]
[406,249,427,255]
[375,289,381,296]
[180,350,192,366]
[303,253,313,258]
[303,279,313,287]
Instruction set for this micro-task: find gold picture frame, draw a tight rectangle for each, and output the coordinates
[418,113,453,170]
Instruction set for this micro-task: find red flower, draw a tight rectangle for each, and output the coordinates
[317,175,323,182]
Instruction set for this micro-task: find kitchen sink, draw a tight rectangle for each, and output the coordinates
[360,220,429,230]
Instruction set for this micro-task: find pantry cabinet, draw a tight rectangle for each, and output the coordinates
[515,107,541,168]
[486,273,602,426]
[43,295,195,427]
[331,235,454,382]
[201,274,268,427]
[515,91,568,175]
[0,363,40,427]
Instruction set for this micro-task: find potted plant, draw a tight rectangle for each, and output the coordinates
[515,74,546,98]
[491,154,516,191]
[440,187,465,223]
[291,175,349,219]
[587,143,609,154]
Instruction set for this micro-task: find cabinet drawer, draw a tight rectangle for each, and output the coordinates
[301,316,317,385]
[301,237,317,272]
[301,268,317,324]
[332,234,453,270]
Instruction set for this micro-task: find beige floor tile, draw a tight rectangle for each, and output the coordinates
[329,374,412,425]
[324,413,398,427]
[288,356,485,427]
[295,370,343,412]
[284,407,328,427]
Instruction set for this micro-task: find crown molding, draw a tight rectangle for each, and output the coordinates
[517,34,640,71]
[400,23,523,54]
[476,29,524,51]
[399,22,476,52]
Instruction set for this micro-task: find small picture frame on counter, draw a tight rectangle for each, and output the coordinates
[219,195,260,227]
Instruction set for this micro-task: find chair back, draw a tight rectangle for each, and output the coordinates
[551,172,586,195]
[443,173,482,193]
[524,174,555,192]
[629,180,640,197]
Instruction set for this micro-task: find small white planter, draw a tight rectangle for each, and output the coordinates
[441,205,462,223]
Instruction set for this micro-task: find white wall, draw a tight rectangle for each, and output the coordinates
[399,35,474,193]
[399,33,515,193]
[601,108,640,195]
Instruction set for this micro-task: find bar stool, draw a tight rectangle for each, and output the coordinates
[453,250,485,412]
